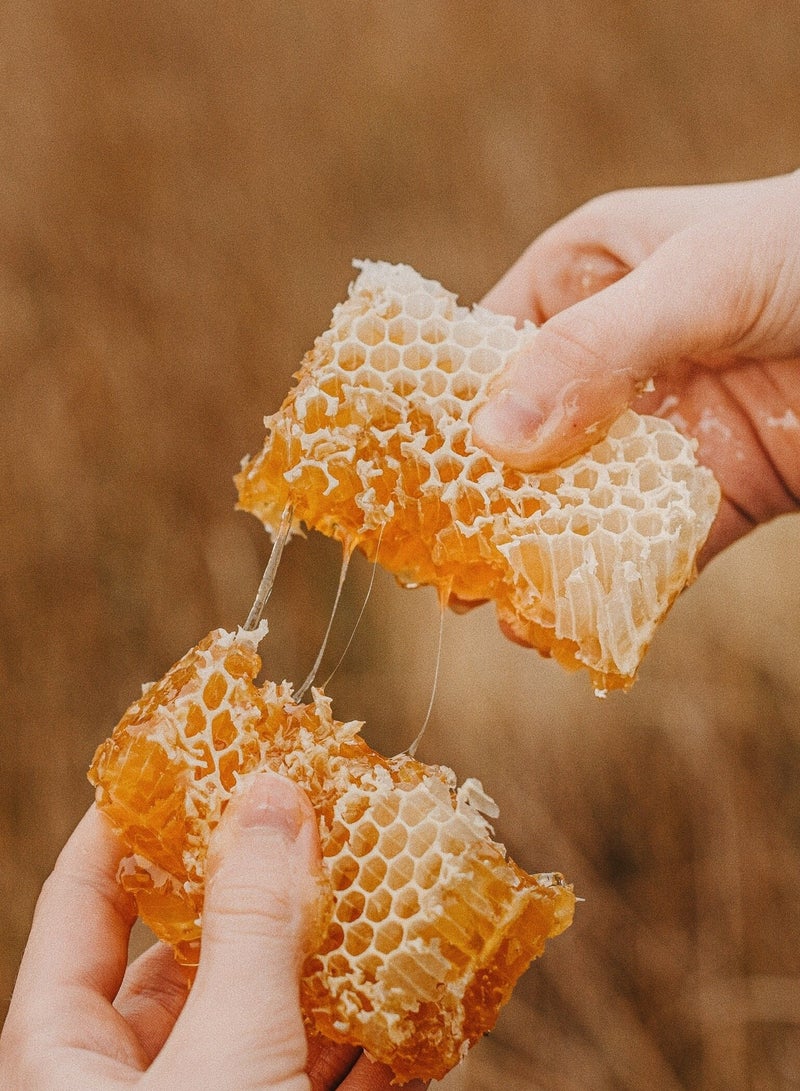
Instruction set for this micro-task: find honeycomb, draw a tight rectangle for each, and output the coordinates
[236,261,720,692]
[89,627,574,1084]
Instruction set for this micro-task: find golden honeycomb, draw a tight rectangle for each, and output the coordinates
[236,261,720,692]
[89,626,574,1084]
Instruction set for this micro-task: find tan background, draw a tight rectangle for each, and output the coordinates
[2,3,800,1088]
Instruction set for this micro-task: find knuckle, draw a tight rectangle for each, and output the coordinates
[538,309,611,374]
[205,880,296,939]
[124,964,189,1014]
[567,188,633,230]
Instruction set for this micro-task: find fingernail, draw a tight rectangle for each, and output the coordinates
[572,250,630,299]
[471,385,545,454]
[471,347,549,457]
[236,772,307,842]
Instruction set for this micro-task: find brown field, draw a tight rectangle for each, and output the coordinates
[2,3,800,1087]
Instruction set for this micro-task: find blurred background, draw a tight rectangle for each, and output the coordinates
[2,2,800,1087]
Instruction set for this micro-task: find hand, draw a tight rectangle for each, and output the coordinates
[472,172,800,562]
[0,772,426,1091]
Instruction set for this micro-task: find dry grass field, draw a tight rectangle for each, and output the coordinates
[2,3,800,1087]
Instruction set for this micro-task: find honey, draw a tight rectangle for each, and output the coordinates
[89,626,574,1082]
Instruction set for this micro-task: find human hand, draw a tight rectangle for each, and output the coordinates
[472,172,800,562]
[0,772,426,1091]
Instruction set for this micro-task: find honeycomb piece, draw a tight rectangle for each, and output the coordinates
[89,621,277,960]
[89,628,574,1083]
[236,261,720,691]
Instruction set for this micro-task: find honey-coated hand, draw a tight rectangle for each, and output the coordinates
[473,172,800,561]
[0,773,426,1091]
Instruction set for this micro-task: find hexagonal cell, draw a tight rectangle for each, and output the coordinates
[440,829,470,857]
[330,856,360,892]
[591,487,614,509]
[420,319,448,345]
[635,512,665,538]
[370,344,401,372]
[374,919,404,956]
[407,821,438,857]
[637,462,660,492]
[345,366,388,394]
[359,854,388,893]
[452,320,483,348]
[381,297,403,321]
[601,508,628,535]
[400,456,433,493]
[350,822,380,857]
[319,922,345,955]
[619,490,646,512]
[461,454,494,483]
[388,316,419,345]
[218,750,242,792]
[431,453,467,486]
[624,436,652,462]
[336,889,366,924]
[590,444,613,465]
[419,370,447,399]
[393,887,421,918]
[370,796,400,828]
[355,316,386,346]
[388,368,422,399]
[402,343,434,371]
[487,324,520,351]
[381,823,408,859]
[386,856,415,891]
[344,920,374,957]
[435,346,465,374]
[337,340,367,371]
[608,466,632,488]
[513,490,546,520]
[655,431,685,462]
[326,953,350,979]
[211,710,236,751]
[450,373,481,402]
[357,952,382,984]
[365,887,393,923]
[202,672,227,710]
[414,850,443,890]
[571,467,599,491]
[466,347,501,374]
[562,512,591,537]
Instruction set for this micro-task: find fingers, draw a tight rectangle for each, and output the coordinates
[305,1035,361,1089]
[114,941,193,1063]
[152,771,327,1091]
[473,232,689,469]
[473,175,800,471]
[305,1034,428,1091]
[339,1052,428,1090]
[5,806,135,1034]
[0,805,149,1082]
[481,178,782,323]
[482,236,630,324]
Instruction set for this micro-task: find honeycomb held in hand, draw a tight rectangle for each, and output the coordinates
[236,261,720,692]
[89,627,574,1084]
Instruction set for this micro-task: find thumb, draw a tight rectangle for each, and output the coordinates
[154,771,327,1091]
[471,184,800,471]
